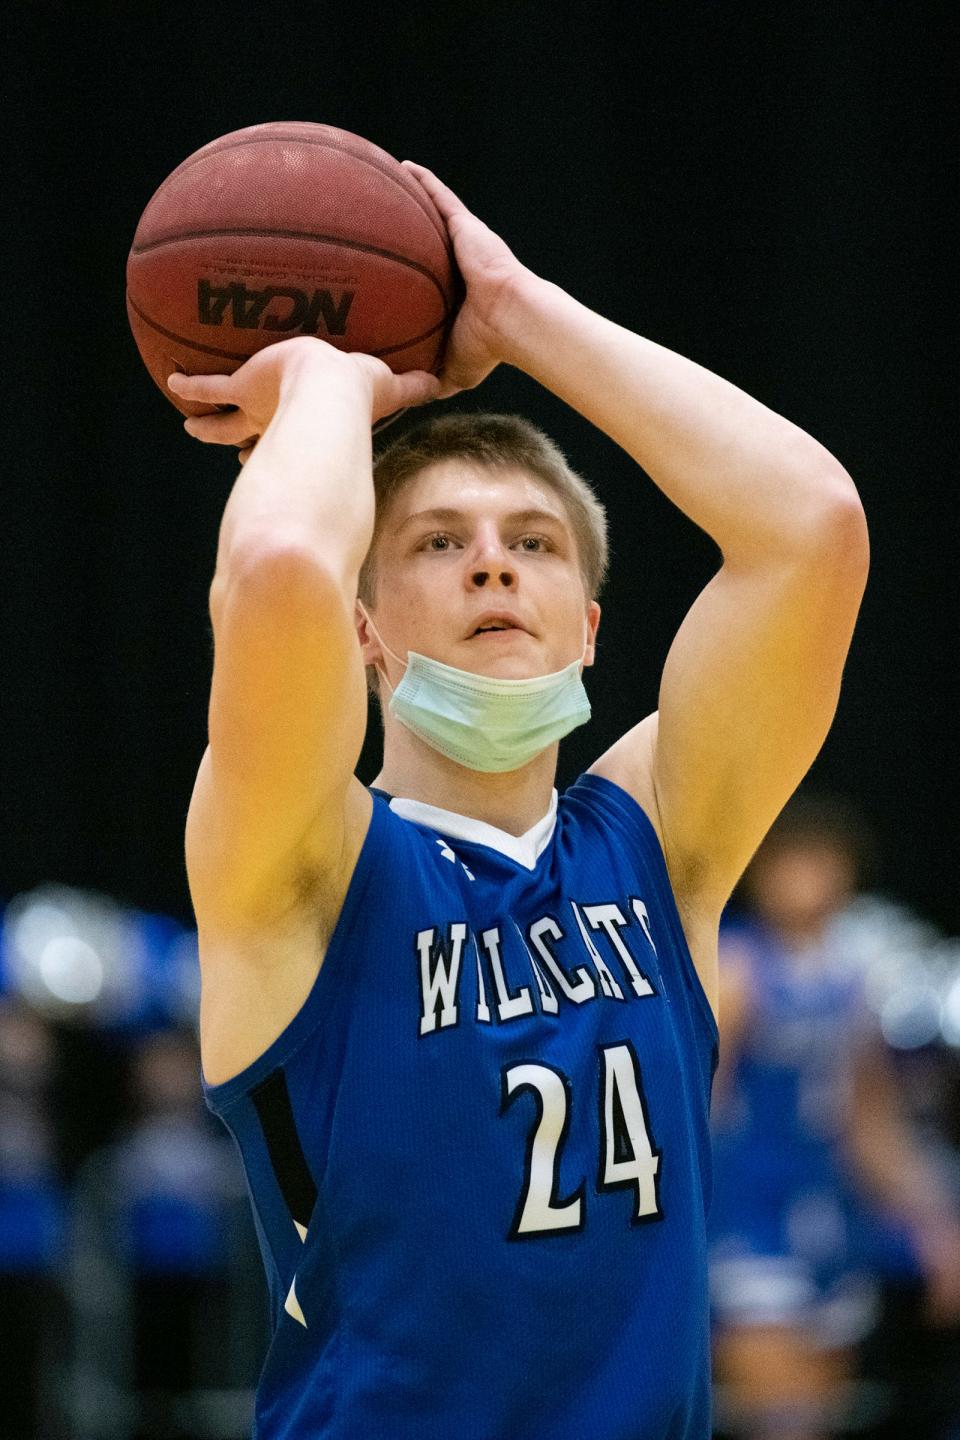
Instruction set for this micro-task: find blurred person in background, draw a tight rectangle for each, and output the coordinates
[123,1028,247,1415]
[67,1025,259,1440]
[122,1026,239,1278]
[0,885,262,1436]
[709,793,960,1440]
[0,997,65,1436]
[70,1031,251,1434]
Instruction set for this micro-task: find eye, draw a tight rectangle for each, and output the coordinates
[516,534,549,552]
[424,532,454,551]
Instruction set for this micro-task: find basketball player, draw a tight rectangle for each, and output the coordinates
[167,163,869,1439]
[710,796,960,1440]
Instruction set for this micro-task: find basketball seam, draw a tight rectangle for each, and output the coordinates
[126,292,448,364]
[150,131,452,257]
[129,228,452,308]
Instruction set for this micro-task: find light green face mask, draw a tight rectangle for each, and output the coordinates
[360,607,592,773]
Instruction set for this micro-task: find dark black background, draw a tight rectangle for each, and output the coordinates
[4,2,956,931]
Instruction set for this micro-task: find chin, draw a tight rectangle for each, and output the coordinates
[469,658,553,683]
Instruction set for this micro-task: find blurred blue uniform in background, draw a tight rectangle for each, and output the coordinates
[709,914,917,1345]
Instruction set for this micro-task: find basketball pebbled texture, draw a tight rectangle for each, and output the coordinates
[126,122,459,416]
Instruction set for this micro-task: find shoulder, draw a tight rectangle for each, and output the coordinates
[586,714,712,915]
[586,712,664,837]
[589,713,721,918]
[196,782,405,1087]
[564,766,719,1025]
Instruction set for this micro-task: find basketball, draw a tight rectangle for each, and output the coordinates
[126,122,460,416]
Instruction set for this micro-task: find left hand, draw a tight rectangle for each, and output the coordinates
[169,337,439,463]
[402,161,530,398]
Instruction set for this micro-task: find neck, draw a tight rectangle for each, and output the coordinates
[373,719,559,836]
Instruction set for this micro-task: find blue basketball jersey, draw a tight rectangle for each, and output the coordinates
[708,917,916,1328]
[712,916,867,1159]
[204,773,718,1439]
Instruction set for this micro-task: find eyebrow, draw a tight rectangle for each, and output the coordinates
[396,506,568,535]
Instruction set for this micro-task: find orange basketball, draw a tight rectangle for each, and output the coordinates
[126,122,460,415]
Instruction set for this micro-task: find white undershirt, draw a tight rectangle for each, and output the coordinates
[388,789,559,872]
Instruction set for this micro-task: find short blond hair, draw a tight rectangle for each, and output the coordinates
[358,412,609,607]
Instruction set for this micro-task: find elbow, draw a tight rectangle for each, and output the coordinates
[226,534,329,578]
[805,467,870,580]
[212,539,352,625]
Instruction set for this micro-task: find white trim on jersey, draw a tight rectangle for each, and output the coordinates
[388,790,559,871]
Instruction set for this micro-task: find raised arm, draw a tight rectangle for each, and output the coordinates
[514,280,869,913]
[173,339,438,933]
[405,165,869,955]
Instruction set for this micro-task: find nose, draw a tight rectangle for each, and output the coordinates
[466,527,517,590]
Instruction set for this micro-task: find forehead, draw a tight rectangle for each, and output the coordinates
[387,459,569,530]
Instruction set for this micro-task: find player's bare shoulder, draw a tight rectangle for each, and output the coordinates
[589,712,720,1020]
[188,769,373,1086]
[588,711,662,840]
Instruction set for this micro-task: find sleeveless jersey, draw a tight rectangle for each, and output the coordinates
[708,917,916,1328]
[204,773,718,1439]
[712,916,867,1158]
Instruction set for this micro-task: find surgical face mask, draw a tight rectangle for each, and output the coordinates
[358,604,592,773]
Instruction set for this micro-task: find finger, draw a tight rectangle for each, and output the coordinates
[351,355,442,417]
[390,370,442,411]
[184,410,259,446]
[435,353,478,396]
[237,445,255,467]
[168,370,236,406]
[401,161,469,222]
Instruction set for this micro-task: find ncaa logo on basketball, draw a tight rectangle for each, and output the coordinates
[196,278,355,336]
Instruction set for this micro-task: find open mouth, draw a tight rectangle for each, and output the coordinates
[470,619,527,638]
[466,610,526,639]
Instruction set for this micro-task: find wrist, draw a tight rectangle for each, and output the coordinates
[490,269,578,372]
[273,344,370,426]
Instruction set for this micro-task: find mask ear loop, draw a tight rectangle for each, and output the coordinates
[356,601,406,695]
[579,613,592,668]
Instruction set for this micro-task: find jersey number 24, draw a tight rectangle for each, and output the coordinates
[500,1040,663,1240]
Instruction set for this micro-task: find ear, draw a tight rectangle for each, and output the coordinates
[584,601,601,667]
[355,599,382,669]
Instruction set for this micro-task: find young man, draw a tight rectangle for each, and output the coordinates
[169,164,869,1439]
[710,796,960,1440]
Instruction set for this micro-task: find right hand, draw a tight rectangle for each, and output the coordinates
[168,337,440,460]
[401,162,529,398]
